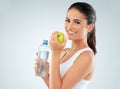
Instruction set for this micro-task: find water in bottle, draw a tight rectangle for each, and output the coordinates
[36,40,49,77]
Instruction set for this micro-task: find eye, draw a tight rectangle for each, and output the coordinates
[75,21,80,24]
[65,19,70,23]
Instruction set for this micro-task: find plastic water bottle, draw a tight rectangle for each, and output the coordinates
[36,40,49,77]
[38,40,49,61]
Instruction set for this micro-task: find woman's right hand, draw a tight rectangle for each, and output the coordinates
[34,53,49,78]
[49,31,66,53]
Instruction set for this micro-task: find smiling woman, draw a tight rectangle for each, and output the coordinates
[1,0,120,89]
[34,2,96,89]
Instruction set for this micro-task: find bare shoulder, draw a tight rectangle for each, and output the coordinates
[81,50,94,60]
[61,50,95,88]
[74,50,95,67]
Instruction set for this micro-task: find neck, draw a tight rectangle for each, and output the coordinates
[71,39,88,51]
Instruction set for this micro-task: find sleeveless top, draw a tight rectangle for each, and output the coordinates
[60,47,92,89]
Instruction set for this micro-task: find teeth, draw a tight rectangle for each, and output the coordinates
[68,31,75,34]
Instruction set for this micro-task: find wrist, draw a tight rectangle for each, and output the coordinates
[52,51,61,55]
[51,51,61,63]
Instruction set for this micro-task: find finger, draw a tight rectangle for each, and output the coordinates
[64,35,67,44]
[53,31,58,35]
[35,60,39,65]
[36,58,45,65]
[51,31,58,39]
[53,31,59,38]
[34,64,38,68]
[53,32,60,44]
[34,62,39,70]
[35,58,39,62]
[36,52,38,56]
[50,32,54,44]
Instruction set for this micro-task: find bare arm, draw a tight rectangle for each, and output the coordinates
[49,32,95,89]
[49,51,94,89]
[42,74,49,88]
[49,51,62,89]
[61,51,94,89]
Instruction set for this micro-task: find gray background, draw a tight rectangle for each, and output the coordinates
[0,0,120,89]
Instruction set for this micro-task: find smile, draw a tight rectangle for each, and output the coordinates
[67,31,77,35]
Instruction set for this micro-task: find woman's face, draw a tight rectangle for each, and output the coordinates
[64,8,89,41]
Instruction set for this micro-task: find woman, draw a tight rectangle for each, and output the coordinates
[35,2,97,89]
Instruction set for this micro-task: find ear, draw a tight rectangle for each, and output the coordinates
[87,23,95,32]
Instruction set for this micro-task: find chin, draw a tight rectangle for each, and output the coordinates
[67,36,81,41]
[67,37,74,40]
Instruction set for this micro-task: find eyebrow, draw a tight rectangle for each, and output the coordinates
[66,17,83,22]
[74,19,81,22]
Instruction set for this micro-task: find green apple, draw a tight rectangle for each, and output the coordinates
[57,32,64,43]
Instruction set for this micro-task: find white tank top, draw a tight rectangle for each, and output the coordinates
[60,47,92,89]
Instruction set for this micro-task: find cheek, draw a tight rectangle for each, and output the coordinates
[64,23,68,31]
[76,26,83,34]
[76,27,87,36]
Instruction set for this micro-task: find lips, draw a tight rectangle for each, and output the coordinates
[67,30,76,35]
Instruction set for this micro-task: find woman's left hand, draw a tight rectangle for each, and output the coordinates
[49,31,66,53]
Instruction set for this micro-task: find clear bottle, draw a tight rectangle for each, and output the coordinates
[36,40,49,77]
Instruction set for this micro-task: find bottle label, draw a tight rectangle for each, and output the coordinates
[38,51,49,61]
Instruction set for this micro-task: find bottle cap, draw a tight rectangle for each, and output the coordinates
[43,40,48,45]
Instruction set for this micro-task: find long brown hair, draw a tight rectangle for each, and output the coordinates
[68,2,97,54]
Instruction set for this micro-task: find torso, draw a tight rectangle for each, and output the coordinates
[60,47,95,80]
